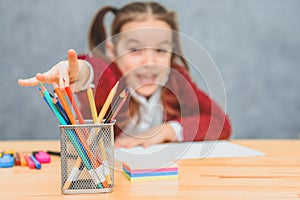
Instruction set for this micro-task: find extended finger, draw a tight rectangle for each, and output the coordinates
[68,49,78,63]
[67,49,80,84]
[18,77,40,87]
[35,68,58,84]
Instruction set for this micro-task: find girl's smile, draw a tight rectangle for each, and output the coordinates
[136,72,157,85]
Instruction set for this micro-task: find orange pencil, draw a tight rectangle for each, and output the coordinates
[65,86,84,124]
[52,83,76,125]
[65,85,90,138]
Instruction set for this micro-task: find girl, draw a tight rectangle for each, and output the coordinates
[18,2,231,148]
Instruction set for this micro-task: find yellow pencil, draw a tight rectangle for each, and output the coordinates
[87,86,98,122]
[86,94,112,185]
[97,81,119,123]
[87,83,119,185]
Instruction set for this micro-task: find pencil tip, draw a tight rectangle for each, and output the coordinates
[52,82,58,89]
[39,85,46,93]
[120,89,127,98]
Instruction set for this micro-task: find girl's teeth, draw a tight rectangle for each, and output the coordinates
[138,76,155,83]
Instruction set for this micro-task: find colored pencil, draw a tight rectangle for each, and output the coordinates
[65,86,84,124]
[52,83,76,124]
[104,97,122,123]
[52,97,70,124]
[97,81,119,123]
[105,88,129,123]
[87,86,98,121]
[40,84,67,125]
[38,88,56,117]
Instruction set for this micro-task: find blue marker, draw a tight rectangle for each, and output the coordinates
[0,154,14,168]
[29,155,41,169]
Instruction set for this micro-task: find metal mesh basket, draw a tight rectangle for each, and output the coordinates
[60,122,114,194]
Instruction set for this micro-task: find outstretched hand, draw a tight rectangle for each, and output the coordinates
[18,49,80,88]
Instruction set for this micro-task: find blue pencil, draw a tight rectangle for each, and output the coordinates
[52,95,71,124]
[38,87,56,118]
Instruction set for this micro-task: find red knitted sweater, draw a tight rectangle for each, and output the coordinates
[76,54,232,141]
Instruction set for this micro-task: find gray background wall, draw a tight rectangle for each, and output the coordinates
[1,0,300,140]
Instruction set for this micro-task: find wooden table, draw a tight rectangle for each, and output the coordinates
[0,140,299,199]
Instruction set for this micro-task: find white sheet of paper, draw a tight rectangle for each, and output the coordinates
[115,140,264,163]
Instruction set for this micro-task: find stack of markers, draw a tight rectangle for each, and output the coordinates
[122,160,178,182]
[0,151,51,169]
[38,81,128,190]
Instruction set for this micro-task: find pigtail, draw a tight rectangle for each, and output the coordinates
[167,11,190,72]
[88,6,118,52]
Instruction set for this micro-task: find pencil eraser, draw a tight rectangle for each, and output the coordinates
[34,151,51,163]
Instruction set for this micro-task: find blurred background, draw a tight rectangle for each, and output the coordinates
[1,0,300,140]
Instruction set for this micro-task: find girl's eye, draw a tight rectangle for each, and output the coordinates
[156,48,167,53]
[129,48,141,52]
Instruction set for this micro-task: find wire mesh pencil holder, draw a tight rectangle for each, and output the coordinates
[60,121,114,194]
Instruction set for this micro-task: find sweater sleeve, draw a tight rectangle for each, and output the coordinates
[71,60,94,93]
[166,66,232,141]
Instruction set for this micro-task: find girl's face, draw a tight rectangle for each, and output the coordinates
[111,19,173,97]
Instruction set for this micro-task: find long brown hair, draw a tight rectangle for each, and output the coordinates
[89,2,189,125]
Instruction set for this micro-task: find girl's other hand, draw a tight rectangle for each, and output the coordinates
[114,123,177,148]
